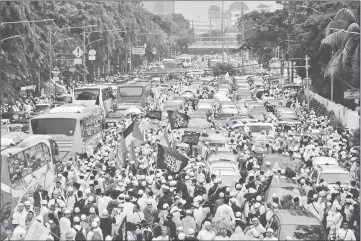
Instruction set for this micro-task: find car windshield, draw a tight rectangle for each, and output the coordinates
[216,113,237,120]
[31,118,76,136]
[280,225,326,240]
[35,105,50,111]
[212,167,237,175]
[319,173,351,184]
[74,89,99,100]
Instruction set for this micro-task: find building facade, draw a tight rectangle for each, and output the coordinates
[143,1,175,16]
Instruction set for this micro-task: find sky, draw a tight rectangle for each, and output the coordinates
[174,1,280,20]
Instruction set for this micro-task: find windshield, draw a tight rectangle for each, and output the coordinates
[280,225,326,240]
[248,125,273,132]
[34,105,50,111]
[74,89,99,101]
[1,113,14,119]
[216,113,238,120]
[319,173,351,184]
[117,86,143,97]
[31,118,77,136]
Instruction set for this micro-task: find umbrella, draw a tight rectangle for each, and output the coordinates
[188,118,211,128]
[126,106,142,115]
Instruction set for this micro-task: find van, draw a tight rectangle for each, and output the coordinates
[244,123,275,136]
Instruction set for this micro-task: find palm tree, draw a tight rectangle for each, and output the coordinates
[321,8,360,94]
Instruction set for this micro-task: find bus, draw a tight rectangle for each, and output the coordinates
[109,83,153,118]
[1,134,58,224]
[73,85,115,116]
[29,104,104,162]
[1,132,29,151]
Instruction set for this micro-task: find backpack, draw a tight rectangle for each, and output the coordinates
[74,227,86,241]
[92,230,102,241]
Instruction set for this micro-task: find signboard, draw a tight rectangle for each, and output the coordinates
[52,67,60,76]
[72,47,84,58]
[89,55,96,61]
[344,89,360,99]
[69,67,76,73]
[303,77,312,86]
[74,58,82,65]
[25,220,50,240]
[182,133,200,145]
[132,47,145,55]
[89,49,96,56]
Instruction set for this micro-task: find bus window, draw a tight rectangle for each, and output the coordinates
[31,118,77,136]
[8,152,26,184]
[74,89,99,100]
[24,144,46,173]
[102,88,113,101]
[41,143,51,161]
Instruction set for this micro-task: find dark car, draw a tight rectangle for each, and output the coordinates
[31,103,54,116]
[266,210,327,240]
[264,176,305,205]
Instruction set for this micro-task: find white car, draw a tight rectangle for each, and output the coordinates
[309,164,353,189]
[312,157,339,166]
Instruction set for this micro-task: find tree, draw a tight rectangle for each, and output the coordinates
[212,63,236,76]
[321,8,360,90]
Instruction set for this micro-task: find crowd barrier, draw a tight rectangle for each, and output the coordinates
[307,90,360,129]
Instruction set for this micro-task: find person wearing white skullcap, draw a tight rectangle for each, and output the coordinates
[71,216,87,239]
[86,221,103,240]
[11,219,26,241]
[214,197,236,224]
[197,221,216,240]
[335,222,356,241]
[182,210,197,236]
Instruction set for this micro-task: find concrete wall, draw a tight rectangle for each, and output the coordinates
[308,90,360,129]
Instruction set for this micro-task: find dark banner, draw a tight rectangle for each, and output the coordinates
[182,133,200,145]
[157,144,189,173]
[146,111,162,121]
[167,110,189,130]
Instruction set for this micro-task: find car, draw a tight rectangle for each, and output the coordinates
[32,103,54,116]
[266,210,328,240]
[264,176,306,205]
[197,102,213,112]
[207,152,240,187]
[309,164,353,189]
[311,156,339,166]
[220,108,239,115]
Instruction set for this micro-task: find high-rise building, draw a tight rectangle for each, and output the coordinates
[228,2,249,26]
[208,5,231,31]
[143,1,175,16]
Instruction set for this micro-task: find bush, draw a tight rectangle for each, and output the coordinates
[351,128,360,146]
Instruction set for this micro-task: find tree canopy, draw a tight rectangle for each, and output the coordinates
[237,2,360,107]
[0,1,195,100]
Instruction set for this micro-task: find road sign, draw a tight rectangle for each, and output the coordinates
[72,47,84,58]
[344,89,360,99]
[89,49,96,56]
[132,47,145,55]
[74,58,82,65]
[89,55,96,61]
[303,77,312,86]
[53,76,59,82]
[152,47,157,55]
[52,67,61,76]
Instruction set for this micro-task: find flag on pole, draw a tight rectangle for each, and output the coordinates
[123,121,144,147]
[117,133,127,167]
[129,141,138,168]
[167,110,190,130]
[146,110,162,120]
[157,144,189,173]
[25,220,50,240]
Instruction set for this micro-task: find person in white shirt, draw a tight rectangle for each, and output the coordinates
[263,228,278,240]
[11,219,27,241]
[214,199,235,223]
[59,209,72,240]
[127,203,145,224]
[72,216,87,238]
[214,226,230,240]
[12,203,27,230]
[336,222,356,241]
[197,221,216,240]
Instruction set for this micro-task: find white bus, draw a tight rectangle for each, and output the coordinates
[177,56,192,68]
[73,85,114,116]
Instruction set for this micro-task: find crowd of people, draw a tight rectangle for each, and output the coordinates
[3,73,360,241]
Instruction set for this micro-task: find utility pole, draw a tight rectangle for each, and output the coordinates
[285,34,294,83]
[221,0,224,64]
[305,55,310,113]
[241,2,244,72]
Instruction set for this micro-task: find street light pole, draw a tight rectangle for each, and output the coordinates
[221,0,224,64]
[241,2,244,72]
[305,55,310,113]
